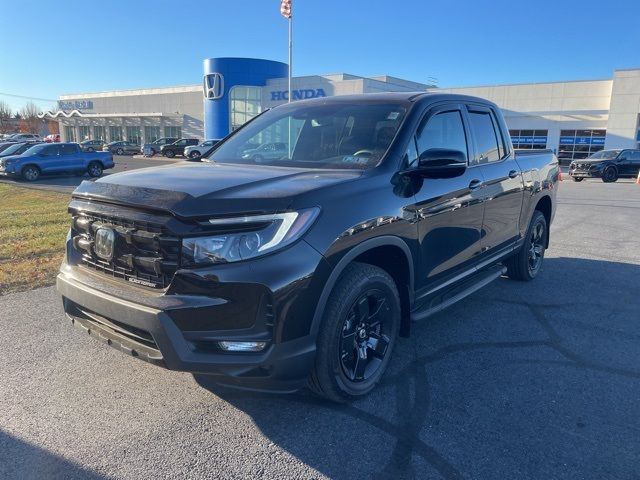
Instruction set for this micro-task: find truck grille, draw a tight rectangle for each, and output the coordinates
[71,212,181,289]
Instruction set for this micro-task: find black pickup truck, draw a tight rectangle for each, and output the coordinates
[57,93,559,402]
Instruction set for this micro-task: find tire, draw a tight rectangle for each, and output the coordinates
[21,165,40,182]
[116,148,124,155]
[87,161,103,178]
[150,148,157,156]
[505,210,547,281]
[189,151,201,160]
[87,147,94,153]
[572,177,584,182]
[165,149,175,158]
[308,263,400,402]
[602,166,618,183]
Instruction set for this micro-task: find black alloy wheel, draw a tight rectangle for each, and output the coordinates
[602,166,618,183]
[505,210,547,281]
[165,149,175,158]
[527,219,545,277]
[189,151,200,159]
[308,263,400,402]
[87,161,103,178]
[339,290,392,383]
[116,148,124,155]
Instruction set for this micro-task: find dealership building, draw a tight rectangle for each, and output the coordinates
[40,58,640,163]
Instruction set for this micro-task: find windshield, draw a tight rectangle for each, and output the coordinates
[27,144,50,154]
[2,143,28,155]
[588,150,620,160]
[206,102,407,170]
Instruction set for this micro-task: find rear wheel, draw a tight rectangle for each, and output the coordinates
[505,210,547,281]
[602,166,618,183]
[21,165,40,182]
[165,149,175,158]
[87,161,103,178]
[572,177,584,182]
[308,263,400,402]
[116,148,124,155]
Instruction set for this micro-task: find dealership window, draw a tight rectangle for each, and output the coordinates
[93,125,106,140]
[144,126,161,143]
[109,126,123,141]
[164,126,181,138]
[77,126,91,141]
[230,86,262,132]
[558,129,605,162]
[126,126,141,144]
[509,129,548,149]
[64,125,75,142]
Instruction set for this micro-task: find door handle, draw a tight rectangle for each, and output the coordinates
[468,179,483,190]
[508,170,519,179]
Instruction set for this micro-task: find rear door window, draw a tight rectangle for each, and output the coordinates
[468,110,501,163]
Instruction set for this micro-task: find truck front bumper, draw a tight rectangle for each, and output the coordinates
[57,240,325,393]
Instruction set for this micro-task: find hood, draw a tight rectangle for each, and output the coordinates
[72,161,362,218]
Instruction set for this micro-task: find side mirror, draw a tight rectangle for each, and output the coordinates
[413,148,467,178]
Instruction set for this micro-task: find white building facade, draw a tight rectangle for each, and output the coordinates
[41,65,640,164]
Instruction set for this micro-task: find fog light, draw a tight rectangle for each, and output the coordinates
[218,341,267,352]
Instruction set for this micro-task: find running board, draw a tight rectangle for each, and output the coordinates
[410,264,506,322]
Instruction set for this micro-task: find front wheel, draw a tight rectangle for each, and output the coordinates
[572,177,584,182]
[87,147,94,153]
[505,210,547,281]
[308,263,400,402]
[116,148,124,155]
[87,161,103,178]
[602,166,618,183]
[164,150,175,158]
[21,165,40,182]
[189,151,201,160]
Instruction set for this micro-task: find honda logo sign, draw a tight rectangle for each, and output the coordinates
[203,73,224,100]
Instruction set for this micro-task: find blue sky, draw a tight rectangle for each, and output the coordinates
[1,0,639,113]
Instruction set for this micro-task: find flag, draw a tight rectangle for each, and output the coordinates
[280,0,291,18]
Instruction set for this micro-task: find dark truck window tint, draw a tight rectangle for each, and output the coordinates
[61,144,77,155]
[416,111,468,163]
[469,111,501,163]
[42,145,60,156]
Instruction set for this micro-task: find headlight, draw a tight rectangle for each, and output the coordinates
[181,208,320,265]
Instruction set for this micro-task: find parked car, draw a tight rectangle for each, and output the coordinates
[44,134,61,143]
[0,142,114,181]
[56,93,558,402]
[241,142,289,162]
[103,141,141,155]
[142,137,178,157]
[80,139,105,152]
[160,138,199,158]
[0,141,42,158]
[0,142,18,154]
[2,133,41,143]
[184,139,222,160]
[569,149,640,182]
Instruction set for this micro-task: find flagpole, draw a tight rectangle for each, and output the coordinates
[288,14,292,103]
[287,10,293,158]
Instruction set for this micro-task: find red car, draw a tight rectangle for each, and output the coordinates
[44,134,60,143]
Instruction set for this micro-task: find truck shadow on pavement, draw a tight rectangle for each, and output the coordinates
[0,430,104,479]
[195,257,640,480]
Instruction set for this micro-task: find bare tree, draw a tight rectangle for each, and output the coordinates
[0,101,12,134]
[19,101,42,134]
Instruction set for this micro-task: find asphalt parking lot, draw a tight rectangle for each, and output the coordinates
[0,177,639,479]
[0,155,180,193]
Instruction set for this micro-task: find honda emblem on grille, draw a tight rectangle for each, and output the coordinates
[94,228,115,261]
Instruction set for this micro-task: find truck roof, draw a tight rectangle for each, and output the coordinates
[277,91,498,108]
